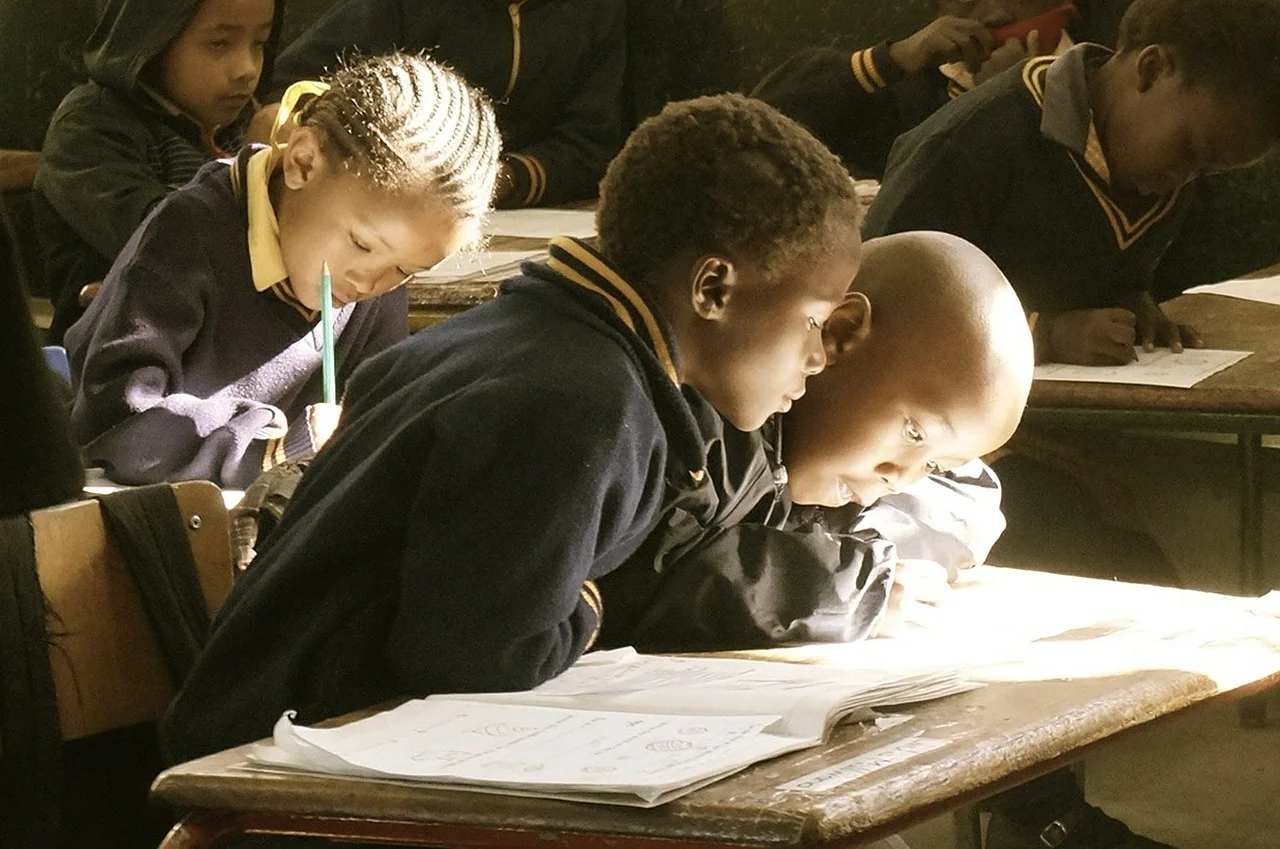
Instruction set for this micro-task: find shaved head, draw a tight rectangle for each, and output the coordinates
[784,231,1034,508]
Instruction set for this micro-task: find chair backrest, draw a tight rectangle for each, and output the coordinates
[35,480,234,741]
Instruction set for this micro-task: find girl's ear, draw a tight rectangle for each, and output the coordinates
[823,292,871,363]
[280,126,326,190]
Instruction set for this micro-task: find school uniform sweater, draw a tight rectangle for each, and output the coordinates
[863,44,1193,315]
[268,0,625,207]
[33,0,283,342]
[65,151,407,489]
[753,42,955,180]
[159,237,707,765]
[597,411,1005,653]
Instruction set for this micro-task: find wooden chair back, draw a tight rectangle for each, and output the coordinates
[34,480,234,740]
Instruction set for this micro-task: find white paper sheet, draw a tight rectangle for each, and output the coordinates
[1033,348,1251,388]
[414,250,544,280]
[256,701,804,806]
[482,209,596,239]
[1183,275,1280,305]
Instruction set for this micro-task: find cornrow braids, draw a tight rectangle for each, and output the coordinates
[597,93,862,290]
[298,52,501,222]
[1118,0,1280,132]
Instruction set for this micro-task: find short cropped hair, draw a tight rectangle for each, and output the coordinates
[597,93,862,288]
[297,53,501,223]
[1118,0,1280,131]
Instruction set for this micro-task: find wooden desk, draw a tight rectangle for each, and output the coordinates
[150,566,1280,849]
[1024,292,1280,603]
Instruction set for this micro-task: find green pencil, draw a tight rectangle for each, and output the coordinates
[320,262,336,405]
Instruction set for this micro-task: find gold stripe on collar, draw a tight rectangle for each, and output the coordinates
[1021,56,1054,106]
[1067,153,1182,250]
[550,238,679,385]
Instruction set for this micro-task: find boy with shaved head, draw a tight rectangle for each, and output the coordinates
[596,230,1032,651]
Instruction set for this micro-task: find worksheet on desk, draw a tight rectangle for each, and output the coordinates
[481,209,596,239]
[1033,348,1251,388]
[1184,274,1280,305]
[415,249,545,279]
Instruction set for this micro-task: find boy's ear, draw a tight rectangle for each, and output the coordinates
[689,255,736,319]
[280,126,325,190]
[1135,44,1177,93]
[823,293,871,363]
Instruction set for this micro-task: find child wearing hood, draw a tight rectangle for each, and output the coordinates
[33,0,283,342]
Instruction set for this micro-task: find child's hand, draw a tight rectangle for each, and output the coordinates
[890,16,995,75]
[1046,308,1138,365]
[1120,292,1204,353]
[245,103,282,145]
[306,402,342,452]
[875,559,951,637]
[972,30,1040,86]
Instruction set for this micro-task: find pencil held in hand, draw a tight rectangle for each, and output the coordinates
[320,261,337,405]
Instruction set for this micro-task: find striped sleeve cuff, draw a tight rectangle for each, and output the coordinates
[504,152,548,207]
[850,41,905,94]
[580,579,603,651]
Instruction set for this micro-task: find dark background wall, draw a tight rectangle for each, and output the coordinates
[1,0,1274,289]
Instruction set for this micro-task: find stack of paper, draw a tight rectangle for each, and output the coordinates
[250,648,973,807]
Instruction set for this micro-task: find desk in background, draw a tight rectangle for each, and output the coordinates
[151,566,1280,849]
[1025,292,1280,599]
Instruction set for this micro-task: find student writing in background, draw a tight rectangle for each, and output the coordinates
[754,0,1079,179]
[66,53,501,488]
[259,0,625,208]
[34,0,284,343]
[863,0,1280,366]
[159,93,865,765]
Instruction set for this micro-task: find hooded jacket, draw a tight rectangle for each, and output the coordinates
[267,0,625,208]
[33,0,283,341]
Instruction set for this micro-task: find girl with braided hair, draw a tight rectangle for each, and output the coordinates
[65,52,501,489]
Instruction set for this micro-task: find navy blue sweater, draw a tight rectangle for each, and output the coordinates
[159,237,706,764]
[65,154,408,489]
[864,46,1192,315]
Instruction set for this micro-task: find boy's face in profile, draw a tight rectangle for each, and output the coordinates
[782,318,1020,508]
[690,240,860,432]
[160,0,275,131]
[278,129,472,311]
[1103,50,1275,197]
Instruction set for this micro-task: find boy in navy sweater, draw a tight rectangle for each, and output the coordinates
[864,0,1280,366]
[597,231,1032,654]
[34,0,283,342]
[262,0,625,208]
[160,93,865,764]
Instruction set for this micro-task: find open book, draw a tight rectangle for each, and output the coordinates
[250,648,974,807]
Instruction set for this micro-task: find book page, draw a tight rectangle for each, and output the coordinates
[254,700,807,806]
[481,209,596,239]
[1033,348,1250,388]
[414,249,545,280]
[1184,274,1280,305]
[449,650,969,740]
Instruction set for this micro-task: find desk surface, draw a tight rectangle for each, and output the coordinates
[1029,293,1280,415]
[152,567,1280,848]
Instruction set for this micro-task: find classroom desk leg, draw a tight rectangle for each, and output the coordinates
[1238,430,1271,728]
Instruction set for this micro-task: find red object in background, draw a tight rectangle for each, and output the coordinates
[990,2,1080,53]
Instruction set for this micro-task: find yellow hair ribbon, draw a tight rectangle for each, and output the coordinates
[269,79,331,152]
